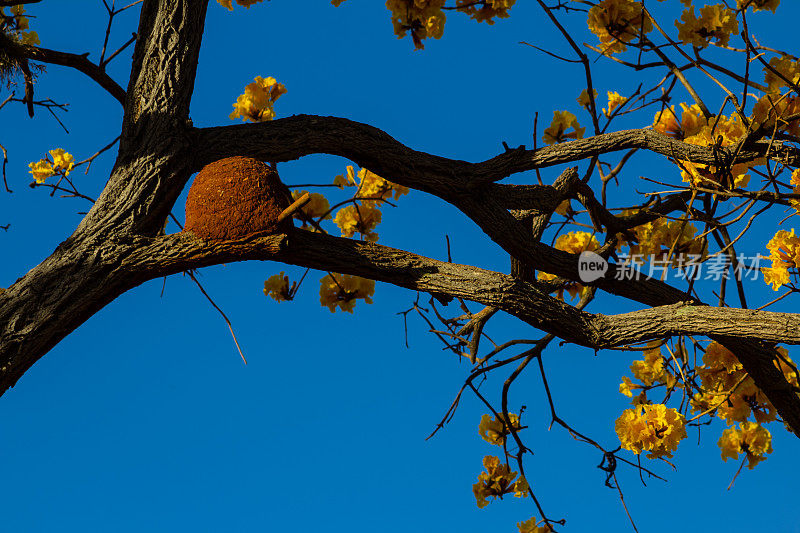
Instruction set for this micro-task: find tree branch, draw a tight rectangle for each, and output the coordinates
[8,40,126,106]
[193,116,800,190]
[130,230,800,349]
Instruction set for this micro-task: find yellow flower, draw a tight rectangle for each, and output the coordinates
[291,190,331,220]
[1,5,39,46]
[542,110,585,144]
[456,0,515,24]
[263,272,293,302]
[472,455,520,508]
[385,0,447,50]
[577,88,598,108]
[652,103,706,139]
[229,76,287,123]
[615,404,687,459]
[672,113,750,189]
[630,343,666,386]
[554,231,599,255]
[763,264,791,291]
[653,106,681,138]
[763,229,800,291]
[334,203,382,241]
[693,342,777,424]
[587,0,652,55]
[619,375,635,397]
[603,90,627,117]
[679,103,707,138]
[517,517,553,533]
[763,55,800,93]
[28,148,74,184]
[653,108,758,188]
[752,92,800,137]
[513,475,529,498]
[333,172,356,188]
[319,273,374,313]
[737,0,779,12]
[354,166,409,204]
[28,160,54,184]
[675,4,738,48]
[718,422,773,469]
[478,413,521,446]
[776,347,800,390]
[20,30,39,45]
[49,148,74,175]
[620,213,704,263]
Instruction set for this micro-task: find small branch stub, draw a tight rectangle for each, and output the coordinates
[277,192,310,223]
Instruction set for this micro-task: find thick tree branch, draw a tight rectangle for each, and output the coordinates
[78,0,209,238]
[193,116,800,190]
[128,230,800,350]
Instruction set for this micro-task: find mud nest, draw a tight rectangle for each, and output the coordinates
[184,156,293,241]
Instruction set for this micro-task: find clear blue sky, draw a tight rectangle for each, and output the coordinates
[1,2,799,532]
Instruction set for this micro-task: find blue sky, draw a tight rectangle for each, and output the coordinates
[1,1,799,532]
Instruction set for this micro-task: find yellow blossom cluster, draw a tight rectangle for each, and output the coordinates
[331,166,408,241]
[675,4,738,48]
[0,5,40,45]
[517,517,553,533]
[718,422,773,469]
[652,103,706,140]
[537,231,599,300]
[456,0,515,24]
[789,169,800,213]
[736,0,779,14]
[615,403,687,458]
[472,455,528,508]
[319,273,374,313]
[291,190,331,223]
[587,0,651,55]
[216,0,263,9]
[229,76,287,123]
[691,342,781,424]
[478,413,521,446]
[748,56,800,137]
[679,114,752,189]
[385,0,447,50]
[28,148,74,184]
[542,110,585,144]
[752,92,800,138]
[762,229,800,290]
[263,272,293,302]
[604,91,628,117]
[619,213,704,264]
[763,55,800,93]
[333,0,514,49]
[334,204,382,242]
[619,342,679,401]
[653,103,757,190]
[335,165,409,204]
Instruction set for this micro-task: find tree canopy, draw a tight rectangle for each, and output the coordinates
[1,1,799,531]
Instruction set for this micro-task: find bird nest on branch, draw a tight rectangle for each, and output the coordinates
[184,156,293,241]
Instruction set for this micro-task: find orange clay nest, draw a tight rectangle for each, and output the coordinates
[184,156,293,241]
